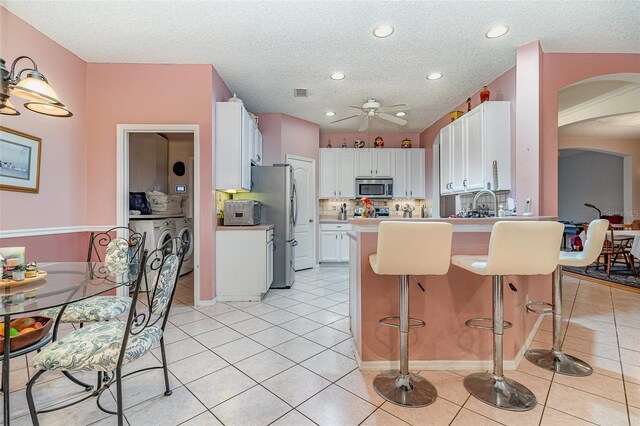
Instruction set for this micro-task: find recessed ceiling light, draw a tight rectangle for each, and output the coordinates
[486,25,509,39]
[330,72,345,80]
[373,24,394,38]
[325,111,336,117]
[395,112,406,117]
[426,72,443,80]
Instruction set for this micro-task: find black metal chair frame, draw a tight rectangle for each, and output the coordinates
[26,236,185,426]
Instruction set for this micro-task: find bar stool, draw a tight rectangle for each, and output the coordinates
[525,219,609,376]
[370,221,453,408]
[452,221,564,411]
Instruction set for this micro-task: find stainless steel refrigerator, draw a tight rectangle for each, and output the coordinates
[235,164,296,288]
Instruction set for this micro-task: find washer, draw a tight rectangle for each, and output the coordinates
[175,217,194,275]
[129,218,177,289]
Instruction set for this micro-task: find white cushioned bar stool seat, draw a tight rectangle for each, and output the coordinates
[452,221,564,412]
[525,219,609,376]
[369,221,453,408]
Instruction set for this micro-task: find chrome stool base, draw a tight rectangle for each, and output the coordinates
[373,371,437,408]
[464,372,536,412]
[524,349,593,377]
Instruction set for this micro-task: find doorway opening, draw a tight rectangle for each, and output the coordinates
[116,124,200,305]
[286,154,317,270]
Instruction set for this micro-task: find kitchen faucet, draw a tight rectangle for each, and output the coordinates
[472,189,498,217]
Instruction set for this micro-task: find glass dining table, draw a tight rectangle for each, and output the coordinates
[0,262,140,425]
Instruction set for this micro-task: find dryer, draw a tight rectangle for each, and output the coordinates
[175,217,194,275]
[129,218,178,288]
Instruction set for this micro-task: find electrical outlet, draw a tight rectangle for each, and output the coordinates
[332,205,337,211]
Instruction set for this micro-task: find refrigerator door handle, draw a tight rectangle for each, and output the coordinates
[292,179,298,226]
[292,240,298,247]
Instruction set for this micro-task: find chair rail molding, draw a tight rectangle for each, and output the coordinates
[0,225,115,239]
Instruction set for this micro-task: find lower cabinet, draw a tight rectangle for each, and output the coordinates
[216,227,274,301]
[320,223,352,263]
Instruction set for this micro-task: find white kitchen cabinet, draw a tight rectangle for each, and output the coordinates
[252,125,263,166]
[320,223,352,262]
[393,149,425,199]
[440,126,453,194]
[215,102,262,191]
[355,149,392,177]
[319,149,356,198]
[439,101,511,195]
[216,227,273,301]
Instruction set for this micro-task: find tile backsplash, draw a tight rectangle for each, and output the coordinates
[456,190,511,214]
[320,199,432,218]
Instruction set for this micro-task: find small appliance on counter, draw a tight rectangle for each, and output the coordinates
[223,200,262,226]
[353,206,389,218]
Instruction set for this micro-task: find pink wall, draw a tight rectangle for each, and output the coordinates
[0,232,89,262]
[515,42,543,215]
[320,132,420,149]
[539,53,640,215]
[259,113,320,165]
[419,67,517,203]
[85,63,223,300]
[0,8,87,231]
[257,113,283,166]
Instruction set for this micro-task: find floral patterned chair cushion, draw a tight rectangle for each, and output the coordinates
[32,321,162,372]
[40,296,132,323]
[148,254,180,314]
[105,238,130,274]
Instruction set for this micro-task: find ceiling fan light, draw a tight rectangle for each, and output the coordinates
[373,24,394,38]
[330,72,345,80]
[0,99,20,116]
[486,25,509,39]
[325,111,336,116]
[12,70,63,105]
[395,112,406,117]
[24,101,73,117]
[426,72,443,80]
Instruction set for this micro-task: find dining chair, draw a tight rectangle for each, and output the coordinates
[587,225,635,276]
[39,226,145,390]
[26,236,185,426]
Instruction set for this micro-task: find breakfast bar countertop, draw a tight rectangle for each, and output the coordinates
[217,224,275,231]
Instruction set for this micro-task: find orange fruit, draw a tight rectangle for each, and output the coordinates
[19,327,36,335]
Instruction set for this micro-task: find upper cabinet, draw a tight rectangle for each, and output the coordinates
[215,102,262,191]
[393,149,425,199]
[320,149,356,198]
[320,148,425,199]
[439,101,511,195]
[356,149,392,177]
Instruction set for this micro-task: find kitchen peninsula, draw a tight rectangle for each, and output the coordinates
[347,216,557,371]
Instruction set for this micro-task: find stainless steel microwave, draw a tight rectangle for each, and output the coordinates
[355,178,393,199]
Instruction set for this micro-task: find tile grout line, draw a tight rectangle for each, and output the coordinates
[610,284,633,426]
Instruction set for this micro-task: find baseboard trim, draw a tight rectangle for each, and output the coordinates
[196,297,217,306]
[0,225,115,239]
[356,314,545,371]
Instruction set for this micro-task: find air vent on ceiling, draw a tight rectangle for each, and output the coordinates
[294,88,308,98]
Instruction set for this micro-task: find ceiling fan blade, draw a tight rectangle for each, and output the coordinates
[378,112,407,125]
[380,104,410,113]
[331,114,361,124]
[358,117,370,132]
[349,105,365,110]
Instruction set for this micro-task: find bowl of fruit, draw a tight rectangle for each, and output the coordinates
[0,316,53,354]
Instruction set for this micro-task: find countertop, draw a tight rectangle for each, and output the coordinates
[217,224,274,231]
[319,215,351,224]
[349,215,556,225]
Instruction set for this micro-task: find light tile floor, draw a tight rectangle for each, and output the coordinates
[3,267,640,425]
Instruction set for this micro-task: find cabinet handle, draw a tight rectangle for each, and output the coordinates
[339,191,341,196]
[334,191,336,196]
[257,154,261,161]
[340,234,343,239]
[405,190,407,196]
[410,190,413,196]
[370,169,373,175]
[463,179,467,187]
[376,169,378,174]
[335,234,338,239]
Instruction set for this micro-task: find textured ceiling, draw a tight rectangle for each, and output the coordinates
[3,1,640,132]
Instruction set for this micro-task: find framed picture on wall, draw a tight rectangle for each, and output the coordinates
[0,126,42,193]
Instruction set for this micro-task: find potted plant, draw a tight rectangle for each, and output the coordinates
[10,264,27,281]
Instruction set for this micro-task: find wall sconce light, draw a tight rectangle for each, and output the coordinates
[1,56,73,117]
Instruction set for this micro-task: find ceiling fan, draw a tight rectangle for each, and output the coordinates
[330,98,410,131]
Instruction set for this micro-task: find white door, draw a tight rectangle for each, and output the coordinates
[288,155,316,270]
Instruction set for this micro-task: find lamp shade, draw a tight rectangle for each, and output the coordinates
[0,99,20,116]
[24,102,72,117]
[11,70,63,105]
